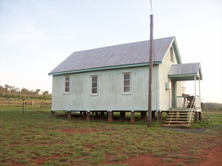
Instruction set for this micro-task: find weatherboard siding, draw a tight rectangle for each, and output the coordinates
[158,44,182,111]
[51,66,160,111]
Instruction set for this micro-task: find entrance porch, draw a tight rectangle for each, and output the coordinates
[164,63,203,127]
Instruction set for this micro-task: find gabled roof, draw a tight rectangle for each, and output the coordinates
[168,63,203,81]
[49,36,181,75]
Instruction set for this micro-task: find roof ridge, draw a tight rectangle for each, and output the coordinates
[73,36,175,54]
[49,36,176,75]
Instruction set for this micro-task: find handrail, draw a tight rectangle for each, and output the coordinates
[189,97,195,122]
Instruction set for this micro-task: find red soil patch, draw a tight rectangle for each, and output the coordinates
[30,154,61,165]
[6,144,15,147]
[103,146,222,166]
[84,144,94,149]
[198,146,222,166]
[125,153,164,166]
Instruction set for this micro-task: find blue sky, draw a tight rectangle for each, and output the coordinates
[0,0,221,103]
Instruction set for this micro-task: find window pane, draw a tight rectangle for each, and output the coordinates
[92,88,97,94]
[124,74,130,79]
[124,80,130,86]
[65,76,70,93]
[124,87,130,92]
[65,76,69,81]
[92,82,97,88]
[65,87,69,92]
[92,76,97,82]
[91,76,98,94]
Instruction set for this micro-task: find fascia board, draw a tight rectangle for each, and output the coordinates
[48,61,162,76]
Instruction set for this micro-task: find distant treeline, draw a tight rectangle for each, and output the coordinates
[0,84,51,100]
[202,102,222,111]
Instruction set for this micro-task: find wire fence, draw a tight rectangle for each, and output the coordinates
[0,99,51,108]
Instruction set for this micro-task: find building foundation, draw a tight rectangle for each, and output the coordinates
[120,112,125,120]
[130,112,135,124]
[157,111,162,124]
[152,111,155,119]
[199,112,202,122]
[68,111,71,120]
[194,112,197,123]
[51,111,55,117]
[108,111,113,122]
[141,111,146,120]
[86,112,90,121]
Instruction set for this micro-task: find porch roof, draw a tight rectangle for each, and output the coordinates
[168,63,203,81]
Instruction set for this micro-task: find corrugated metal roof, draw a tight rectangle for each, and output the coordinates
[168,63,200,75]
[49,36,175,75]
[168,63,202,80]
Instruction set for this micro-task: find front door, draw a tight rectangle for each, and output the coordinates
[171,81,176,108]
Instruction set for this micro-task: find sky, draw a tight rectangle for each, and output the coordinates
[0,0,221,103]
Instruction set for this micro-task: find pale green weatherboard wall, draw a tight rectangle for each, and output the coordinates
[51,42,183,112]
[52,66,160,111]
[158,44,183,111]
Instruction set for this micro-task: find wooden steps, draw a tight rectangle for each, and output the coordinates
[163,110,194,127]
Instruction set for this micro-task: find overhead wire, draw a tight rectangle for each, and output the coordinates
[150,0,153,14]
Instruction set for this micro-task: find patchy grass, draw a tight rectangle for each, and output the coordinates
[0,107,221,165]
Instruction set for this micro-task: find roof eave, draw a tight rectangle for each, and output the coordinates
[168,73,203,81]
[172,38,182,64]
[48,61,162,76]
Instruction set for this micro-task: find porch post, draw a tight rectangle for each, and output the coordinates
[194,76,196,108]
[199,77,201,109]
[194,112,197,123]
[199,112,202,122]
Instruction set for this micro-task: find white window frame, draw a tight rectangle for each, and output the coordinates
[91,75,98,95]
[122,73,131,94]
[64,75,70,94]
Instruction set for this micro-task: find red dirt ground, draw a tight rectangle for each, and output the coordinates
[3,141,222,166]
[103,146,222,166]
[3,128,222,166]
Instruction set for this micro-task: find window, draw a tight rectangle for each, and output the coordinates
[91,76,98,95]
[64,76,70,93]
[170,47,174,62]
[123,73,131,94]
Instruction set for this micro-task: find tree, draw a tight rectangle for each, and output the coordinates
[42,91,49,96]
[4,84,9,91]
[21,88,29,94]
[36,89,41,95]
[16,87,20,93]
[0,85,3,92]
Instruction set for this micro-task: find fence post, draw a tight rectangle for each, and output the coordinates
[21,99,25,115]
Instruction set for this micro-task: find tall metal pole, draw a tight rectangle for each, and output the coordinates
[147,14,154,127]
